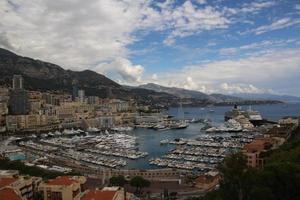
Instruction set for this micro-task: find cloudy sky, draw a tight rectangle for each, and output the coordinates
[1,0,300,96]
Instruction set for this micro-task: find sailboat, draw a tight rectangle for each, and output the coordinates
[175,101,189,129]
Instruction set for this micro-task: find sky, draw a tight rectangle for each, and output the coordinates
[0,0,300,96]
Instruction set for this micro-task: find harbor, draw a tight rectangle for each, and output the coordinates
[1,103,300,173]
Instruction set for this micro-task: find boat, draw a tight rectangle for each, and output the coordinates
[153,124,166,130]
[174,121,189,129]
[87,127,100,133]
[160,139,170,145]
[111,126,133,132]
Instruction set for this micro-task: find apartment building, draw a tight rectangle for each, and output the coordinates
[39,176,86,200]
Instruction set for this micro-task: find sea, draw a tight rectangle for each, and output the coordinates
[124,103,300,169]
[8,103,300,169]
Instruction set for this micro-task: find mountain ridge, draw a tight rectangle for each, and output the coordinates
[0,48,283,107]
[232,93,300,103]
[138,83,242,103]
[0,48,181,107]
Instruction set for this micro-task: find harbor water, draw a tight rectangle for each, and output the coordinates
[124,103,300,169]
[6,103,300,169]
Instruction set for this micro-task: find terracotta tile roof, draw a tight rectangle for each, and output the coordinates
[82,190,117,200]
[47,176,78,186]
[0,188,22,200]
[243,138,272,152]
[0,177,18,188]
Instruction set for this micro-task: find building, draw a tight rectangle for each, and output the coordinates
[81,190,120,200]
[78,90,85,103]
[9,90,29,115]
[13,75,24,90]
[109,99,130,113]
[38,176,86,200]
[72,85,78,101]
[9,75,29,115]
[0,188,23,200]
[0,102,8,130]
[278,117,299,126]
[0,170,42,200]
[195,171,219,191]
[88,116,114,129]
[0,87,9,102]
[42,93,60,106]
[6,115,26,131]
[242,137,273,168]
[87,96,99,105]
[82,187,137,200]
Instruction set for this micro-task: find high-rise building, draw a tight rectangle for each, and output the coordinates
[9,90,29,115]
[72,85,78,101]
[12,75,24,90]
[78,89,85,103]
[9,75,29,115]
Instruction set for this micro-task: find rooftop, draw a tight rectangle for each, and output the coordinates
[82,190,117,200]
[0,177,18,188]
[47,176,78,186]
[0,188,22,200]
[243,138,273,153]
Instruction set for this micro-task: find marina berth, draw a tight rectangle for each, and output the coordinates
[15,131,148,169]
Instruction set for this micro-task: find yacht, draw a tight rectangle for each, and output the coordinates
[111,126,133,132]
[87,127,100,133]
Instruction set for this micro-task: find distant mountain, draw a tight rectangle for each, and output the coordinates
[0,48,178,106]
[139,83,242,103]
[0,48,121,97]
[139,83,211,99]
[232,93,300,103]
[0,48,282,107]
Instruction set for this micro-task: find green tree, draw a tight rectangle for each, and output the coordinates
[129,176,151,194]
[109,175,126,187]
[202,136,300,200]
[218,153,248,200]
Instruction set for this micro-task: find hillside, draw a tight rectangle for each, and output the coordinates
[0,48,181,106]
[232,93,300,103]
[139,83,242,102]
[0,48,282,107]
[0,48,122,97]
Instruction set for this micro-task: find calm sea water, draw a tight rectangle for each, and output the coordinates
[10,104,299,167]
[125,103,300,169]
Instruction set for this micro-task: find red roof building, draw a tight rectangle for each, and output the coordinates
[0,188,22,200]
[81,190,118,200]
[0,177,18,188]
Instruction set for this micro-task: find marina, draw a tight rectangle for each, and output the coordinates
[1,103,300,172]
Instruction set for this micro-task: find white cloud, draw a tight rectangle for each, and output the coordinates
[219,47,237,55]
[218,39,299,56]
[219,83,273,94]
[0,0,148,70]
[239,1,276,13]
[151,74,158,80]
[183,77,199,91]
[146,48,300,94]
[146,0,228,35]
[94,58,144,85]
[150,1,230,45]
[248,18,300,35]
[223,1,276,16]
[0,0,231,83]
[195,0,206,5]
[295,4,300,10]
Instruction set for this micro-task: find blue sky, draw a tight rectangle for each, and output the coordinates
[1,0,300,95]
